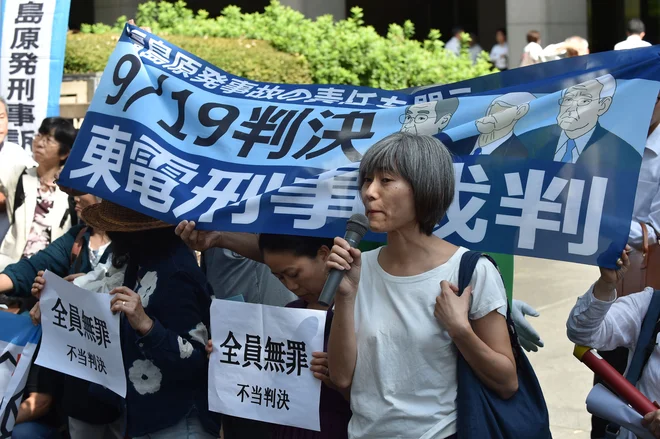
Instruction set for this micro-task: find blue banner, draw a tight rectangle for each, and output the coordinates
[58,24,660,268]
[0,312,41,437]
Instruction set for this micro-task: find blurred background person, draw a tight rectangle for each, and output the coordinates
[615,19,651,50]
[489,28,509,70]
[445,26,465,55]
[542,36,590,61]
[520,30,543,66]
[468,32,484,64]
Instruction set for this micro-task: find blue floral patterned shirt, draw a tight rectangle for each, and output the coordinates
[120,240,216,436]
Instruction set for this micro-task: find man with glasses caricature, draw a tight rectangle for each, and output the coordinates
[523,74,641,170]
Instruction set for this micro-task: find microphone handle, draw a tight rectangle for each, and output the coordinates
[317,231,363,307]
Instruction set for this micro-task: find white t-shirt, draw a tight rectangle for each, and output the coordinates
[614,35,652,51]
[349,247,508,439]
[489,43,509,69]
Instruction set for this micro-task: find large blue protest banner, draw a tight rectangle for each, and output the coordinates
[0,0,72,151]
[58,24,660,268]
[0,312,41,437]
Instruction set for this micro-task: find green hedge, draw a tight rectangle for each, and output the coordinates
[64,32,314,84]
[80,0,496,88]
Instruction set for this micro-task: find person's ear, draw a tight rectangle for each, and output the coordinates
[317,245,331,263]
[597,97,613,116]
[515,103,530,120]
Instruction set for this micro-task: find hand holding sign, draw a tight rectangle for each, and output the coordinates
[109,286,154,336]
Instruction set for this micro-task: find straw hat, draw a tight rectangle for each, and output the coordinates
[81,200,171,232]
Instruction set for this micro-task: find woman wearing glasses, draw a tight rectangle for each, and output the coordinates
[0,117,77,270]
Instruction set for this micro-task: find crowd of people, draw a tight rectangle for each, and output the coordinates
[0,18,657,439]
[451,18,652,71]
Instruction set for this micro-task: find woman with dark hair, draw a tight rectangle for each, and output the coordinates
[0,117,77,270]
[176,225,352,439]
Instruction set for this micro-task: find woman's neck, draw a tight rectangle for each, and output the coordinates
[36,164,59,183]
[89,231,110,251]
[380,225,458,276]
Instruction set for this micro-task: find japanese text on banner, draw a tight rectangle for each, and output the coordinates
[57,24,660,268]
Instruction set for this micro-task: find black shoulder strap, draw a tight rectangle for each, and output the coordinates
[10,167,28,225]
[457,250,483,296]
[627,290,660,384]
[457,250,522,357]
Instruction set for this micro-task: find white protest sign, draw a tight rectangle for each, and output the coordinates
[209,300,326,431]
[36,271,126,397]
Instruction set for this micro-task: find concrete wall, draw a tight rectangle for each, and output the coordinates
[506,0,588,68]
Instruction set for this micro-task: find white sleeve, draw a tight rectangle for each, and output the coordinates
[489,47,497,63]
[468,258,508,320]
[630,180,660,247]
[566,286,654,351]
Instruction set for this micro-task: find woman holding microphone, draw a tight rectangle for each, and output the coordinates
[326,132,518,438]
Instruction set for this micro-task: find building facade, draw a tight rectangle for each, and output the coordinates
[70,0,659,68]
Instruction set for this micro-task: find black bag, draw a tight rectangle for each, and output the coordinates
[455,251,552,439]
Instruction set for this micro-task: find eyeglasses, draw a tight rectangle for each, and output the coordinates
[34,133,59,147]
[558,96,594,107]
[399,114,429,124]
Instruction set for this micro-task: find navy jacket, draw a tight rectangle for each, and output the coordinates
[119,240,216,436]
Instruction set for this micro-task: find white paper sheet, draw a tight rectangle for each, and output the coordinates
[208,300,326,431]
[586,383,655,439]
[36,271,126,397]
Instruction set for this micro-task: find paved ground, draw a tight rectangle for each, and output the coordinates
[513,256,601,439]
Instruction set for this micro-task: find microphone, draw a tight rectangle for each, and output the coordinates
[574,345,660,416]
[318,214,369,307]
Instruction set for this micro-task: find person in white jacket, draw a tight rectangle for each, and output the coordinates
[0,96,36,240]
[0,117,76,271]
[567,248,660,439]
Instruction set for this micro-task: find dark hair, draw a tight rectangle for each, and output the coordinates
[452,26,464,36]
[258,233,334,259]
[0,294,37,314]
[359,132,455,236]
[496,28,507,39]
[38,117,76,164]
[527,30,541,43]
[627,18,645,35]
[108,227,179,269]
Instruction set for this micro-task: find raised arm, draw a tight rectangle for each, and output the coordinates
[1,225,81,296]
[566,247,653,351]
[326,237,361,390]
[176,220,263,262]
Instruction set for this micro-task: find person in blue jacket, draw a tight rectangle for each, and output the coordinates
[79,199,218,438]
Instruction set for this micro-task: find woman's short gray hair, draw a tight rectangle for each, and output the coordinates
[0,96,7,114]
[359,132,455,235]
